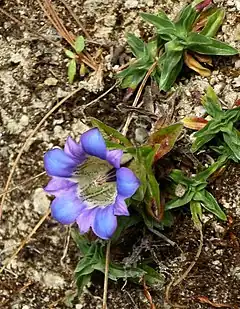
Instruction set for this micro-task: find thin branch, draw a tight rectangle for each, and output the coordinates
[0,7,61,48]
[0,209,51,273]
[165,226,203,307]
[58,0,91,40]
[121,61,157,136]
[102,240,111,309]
[0,172,46,197]
[0,87,83,219]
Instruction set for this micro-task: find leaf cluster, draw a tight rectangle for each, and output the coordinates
[165,156,227,228]
[65,36,86,83]
[190,87,240,162]
[71,229,164,293]
[118,3,238,92]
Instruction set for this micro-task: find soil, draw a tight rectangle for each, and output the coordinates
[0,0,239,309]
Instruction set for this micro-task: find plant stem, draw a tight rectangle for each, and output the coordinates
[102,240,111,309]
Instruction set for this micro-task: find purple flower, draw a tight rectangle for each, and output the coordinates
[44,128,140,240]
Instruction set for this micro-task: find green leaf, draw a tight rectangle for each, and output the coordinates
[145,173,161,220]
[159,40,184,91]
[165,189,195,210]
[74,36,85,53]
[202,86,222,117]
[90,117,132,147]
[71,229,90,255]
[75,273,92,293]
[140,12,176,40]
[191,119,222,152]
[194,190,227,220]
[169,169,194,186]
[186,32,238,55]
[140,264,164,287]
[127,33,145,58]
[68,59,77,83]
[194,157,226,181]
[120,70,147,89]
[200,8,225,37]
[223,128,240,161]
[65,49,76,59]
[107,264,146,281]
[175,4,198,34]
[190,200,202,229]
[111,215,142,244]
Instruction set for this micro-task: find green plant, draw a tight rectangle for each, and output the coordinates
[71,228,164,293]
[183,86,240,161]
[165,156,227,228]
[65,35,86,83]
[118,1,238,92]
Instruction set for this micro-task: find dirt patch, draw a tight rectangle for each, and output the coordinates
[0,0,239,308]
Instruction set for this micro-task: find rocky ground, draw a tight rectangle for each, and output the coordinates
[0,0,239,308]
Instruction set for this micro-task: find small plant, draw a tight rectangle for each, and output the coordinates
[118,0,238,92]
[65,36,87,83]
[183,86,240,161]
[43,119,183,293]
[165,156,227,229]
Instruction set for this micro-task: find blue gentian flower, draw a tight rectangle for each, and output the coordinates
[44,128,140,239]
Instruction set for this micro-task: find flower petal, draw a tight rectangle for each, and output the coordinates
[114,195,129,216]
[44,177,76,197]
[51,192,84,224]
[81,128,107,160]
[76,208,97,234]
[116,167,140,198]
[92,206,117,239]
[44,148,78,177]
[64,136,86,162]
[106,150,123,169]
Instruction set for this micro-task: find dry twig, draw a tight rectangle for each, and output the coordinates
[121,61,157,136]
[102,240,111,309]
[0,86,82,219]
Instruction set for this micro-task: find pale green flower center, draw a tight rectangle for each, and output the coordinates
[74,157,117,209]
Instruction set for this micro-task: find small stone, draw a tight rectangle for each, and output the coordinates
[235,59,240,69]
[194,106,206,117]
[33,188,50,214]
[9,53,22,64]
[57,88,69,98]
[125,0,138,8]
[43,272,65,288]
[213,82,225,94]
[19,115,29,127]
[135,127,148,144]
[233,76,240,88]
[44,77,58,86]
[235,0,240,10]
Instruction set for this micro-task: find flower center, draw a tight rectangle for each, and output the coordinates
[74,156,117,209]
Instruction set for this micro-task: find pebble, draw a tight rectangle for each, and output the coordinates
[214,82,225,94]
[33,188,50,214]
[44,77,58,86]
[234,0,240,10]
[19,114,29,127]
[125,0,138,8]
[135,127,148,144]
[235,59,240,69]
[43,272,65,288]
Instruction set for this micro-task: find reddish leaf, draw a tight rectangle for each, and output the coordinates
[183,117,208,130]
[196,295,236,308]
[195,0,212,12]
[148,123,183,161]
[184,52,211,77]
